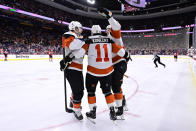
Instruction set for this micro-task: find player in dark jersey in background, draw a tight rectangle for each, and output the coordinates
[4,49,8,61]
[153,53,166,68]
[49,50,53,62]
[174,52,178,62]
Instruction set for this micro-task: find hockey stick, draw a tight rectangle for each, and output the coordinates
[124,74,129,78]
[63,48,73,113]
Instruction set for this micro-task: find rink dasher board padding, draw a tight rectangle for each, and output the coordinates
[0,55,189,61]
[0,55,63,61]
[0,55,90,61]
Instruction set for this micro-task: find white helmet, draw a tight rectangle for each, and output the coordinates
[91,25,101,34]
[106,25,111,29]
[68,21,82,31]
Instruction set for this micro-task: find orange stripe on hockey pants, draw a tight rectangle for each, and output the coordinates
[105,94,115,104]
[88,96,96,104]
[73,103,81,109]
[114,93,123,100]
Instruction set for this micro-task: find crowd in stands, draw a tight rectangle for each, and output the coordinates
[1,0,194,30]
[129,49,188,55]
[0,20,190,55]
[0,19,62,55]
[122,29,190,55]
[0,0,108,28]
[0,0,193,56]
[123,28,189,50]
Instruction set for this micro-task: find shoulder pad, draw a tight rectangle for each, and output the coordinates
[62,34,75,39]
[63,31,77,38]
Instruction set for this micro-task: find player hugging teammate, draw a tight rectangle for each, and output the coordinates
[98,8,130,115]
[60,21,85,120]
[60,8,131,122]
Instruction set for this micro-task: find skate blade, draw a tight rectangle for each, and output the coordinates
[112,120,117,125]
[66,108,73,113]
[73,113,83,121]
[87,117,96,124]
[116,115,125,120]
[123,106,128,111]
[74,116,83,121]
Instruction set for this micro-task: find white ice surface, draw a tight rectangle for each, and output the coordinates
[0,56,196,131]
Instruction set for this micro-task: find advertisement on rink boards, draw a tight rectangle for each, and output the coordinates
[0,55,191,61]
[0,55,62,61]
[15,55,30,59]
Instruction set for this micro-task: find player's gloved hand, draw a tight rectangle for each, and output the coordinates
[60,53,75,71]
[65,53,75,62]
[60,59,68,71]
[118,0,128,5]
[123,51,131,62]
[97,7,112,19]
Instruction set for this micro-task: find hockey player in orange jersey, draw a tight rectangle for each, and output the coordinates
[72,25,130,121]
[98,8,130,116]
[60,21,85,120]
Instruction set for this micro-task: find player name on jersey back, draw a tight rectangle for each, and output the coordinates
[91,38,112,44]
[92,38,109,43]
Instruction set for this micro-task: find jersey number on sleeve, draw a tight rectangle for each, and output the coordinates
[95,44,109,62]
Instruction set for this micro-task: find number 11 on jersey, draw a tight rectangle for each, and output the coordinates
[95,44,109,62]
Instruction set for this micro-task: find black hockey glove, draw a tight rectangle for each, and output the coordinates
[118,0,129,5]
[97,7,112,19]
[60,53,75,71]
[60,59,69,71]
[123,51,131,63]
[65,53,75,62]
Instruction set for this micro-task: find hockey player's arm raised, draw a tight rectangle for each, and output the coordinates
[97,8,121,39]
[108,17,121,39]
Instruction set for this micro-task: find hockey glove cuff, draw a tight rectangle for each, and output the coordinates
[97,8,112,19]
[123,51,131,63]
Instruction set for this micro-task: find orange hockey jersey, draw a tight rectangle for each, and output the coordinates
[62,31,85,71]
[78,35,126,77]
[108,17,126,65]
